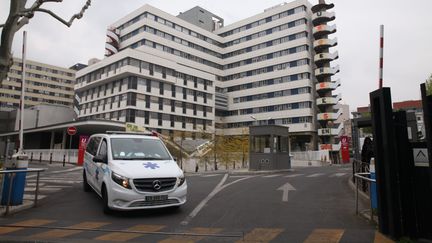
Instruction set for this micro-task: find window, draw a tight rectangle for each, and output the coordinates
[182,102,186,114]
[171,84,176,97]
[128,76,137,90]
[97,139,108,161]
[86,137,101,156]
[158,113,162,126]
[144,111,149,124]
[171,100,175,112]
[126,109,136,123]
[146,79,151,92]
[159,82,164,95]
[145,95,150,108]
[158,97,163,110]
[170,115,175,127]
[127,93,136,106]
[183,88,187,100]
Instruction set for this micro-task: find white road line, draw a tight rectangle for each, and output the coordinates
[180,174,228,226]
[201,174,221,177]
[23,194,46,200]
[262,174,281,178]
[26,183,46,187]
[26,167,82,178]
[284,174,304,178]
[338,168,352,171]
[180,174,255,226]
[330,173,347,177]
[25,187,61,192]
[27,180,81,184]
[306,173,324,178]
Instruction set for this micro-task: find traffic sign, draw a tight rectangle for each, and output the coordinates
[67,126,77,136]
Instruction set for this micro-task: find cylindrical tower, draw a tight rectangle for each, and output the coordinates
[312,0,342,158]
[105,27,120,57]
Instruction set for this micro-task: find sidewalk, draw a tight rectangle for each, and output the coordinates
[0,161,81,216]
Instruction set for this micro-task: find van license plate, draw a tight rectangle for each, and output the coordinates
[145,195,168,201]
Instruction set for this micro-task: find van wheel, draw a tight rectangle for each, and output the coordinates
[102,186,112,214]
[83,171,91,192]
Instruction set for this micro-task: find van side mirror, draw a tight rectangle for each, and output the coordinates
[93,155,107,164]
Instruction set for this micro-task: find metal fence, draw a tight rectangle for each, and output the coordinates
[354,172,376,222]
[25,149,78,165]
[290,150,330,162]
[0,168,45,215]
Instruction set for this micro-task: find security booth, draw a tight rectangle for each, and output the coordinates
[249,125,291,171]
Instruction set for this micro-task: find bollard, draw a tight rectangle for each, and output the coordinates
[63,154,66,167]
[39,152,42,163]
[30,152,33,162]
[49,153,53,164]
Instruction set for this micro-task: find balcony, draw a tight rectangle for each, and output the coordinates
[314,51,339,66]
[319,142,341,152]
[316,94,341,106]
[312,11,336,26]
[312,2,334,13]
[313,24,336,39]
[316,79,340,92]
[313,38,338,52]
[315,65,340,78]
[317,109,342,121]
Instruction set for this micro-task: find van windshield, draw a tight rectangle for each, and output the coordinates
[110,138,172,160]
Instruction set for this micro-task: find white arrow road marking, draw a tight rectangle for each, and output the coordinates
[277,182,296,202]
[284,174,304,178]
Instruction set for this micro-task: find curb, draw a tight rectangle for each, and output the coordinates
[0,200,34,217]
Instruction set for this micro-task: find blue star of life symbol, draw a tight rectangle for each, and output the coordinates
[143,162,159,169]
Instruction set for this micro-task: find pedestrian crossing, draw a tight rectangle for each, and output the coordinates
[22,167,82,201]
[189,172,348,179]
[0,219,389,242]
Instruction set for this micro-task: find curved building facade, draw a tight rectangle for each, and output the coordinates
[75,0,343,155]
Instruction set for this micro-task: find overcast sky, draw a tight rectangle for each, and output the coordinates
[1,0,431,111]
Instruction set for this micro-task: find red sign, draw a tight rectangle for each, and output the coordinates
[67,126,77,136]
[77,135,89,166]
[341,136,350,163]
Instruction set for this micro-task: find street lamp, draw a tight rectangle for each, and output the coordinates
[250,115,257,125]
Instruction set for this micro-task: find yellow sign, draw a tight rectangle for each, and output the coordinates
[125,123,147,132]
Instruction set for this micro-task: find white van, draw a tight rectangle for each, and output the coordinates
[83,132,187,213]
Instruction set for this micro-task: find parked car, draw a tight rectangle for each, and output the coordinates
[83,131,187,213]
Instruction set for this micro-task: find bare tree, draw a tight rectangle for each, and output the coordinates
[426,73,432,96]
[0,0,92,85]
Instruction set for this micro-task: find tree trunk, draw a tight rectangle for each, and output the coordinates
[0,1,27,85]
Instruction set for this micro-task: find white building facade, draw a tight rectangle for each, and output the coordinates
[75,0,342,151]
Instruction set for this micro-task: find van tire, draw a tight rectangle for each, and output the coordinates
[102,185,112,214]
[83,171,91,192]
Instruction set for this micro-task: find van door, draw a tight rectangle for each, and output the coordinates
[84,136,101,189]
[94,139,108,194]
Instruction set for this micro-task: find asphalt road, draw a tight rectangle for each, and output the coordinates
[0,164,377,242]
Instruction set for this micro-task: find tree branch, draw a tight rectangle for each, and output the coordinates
[33,0,91,27]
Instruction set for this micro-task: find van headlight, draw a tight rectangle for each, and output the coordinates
[111,172,131,189]
[177,175,186,187]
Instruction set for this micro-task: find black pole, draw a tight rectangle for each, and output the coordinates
[370,88,402,238]
[420,83,432,188]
